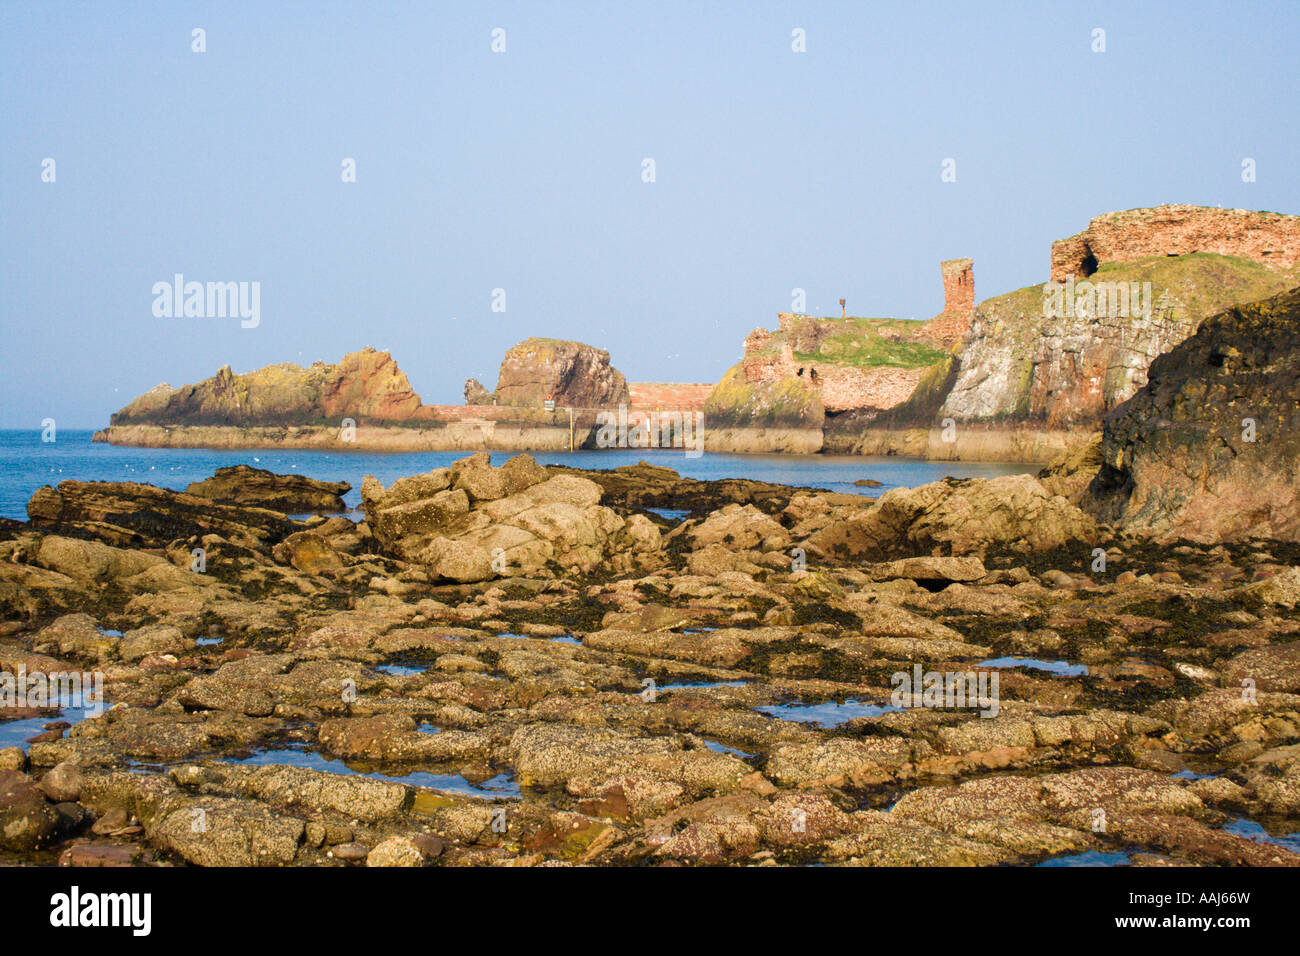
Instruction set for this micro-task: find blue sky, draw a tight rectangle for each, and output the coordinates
[2,0,1297,427]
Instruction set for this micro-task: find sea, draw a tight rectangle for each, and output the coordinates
[0,430,1038,521]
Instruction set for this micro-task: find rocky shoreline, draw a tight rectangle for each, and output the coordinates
[4,288,1299,868]
[2,444,1299,868]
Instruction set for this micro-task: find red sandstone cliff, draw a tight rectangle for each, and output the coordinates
[109,347,434,427]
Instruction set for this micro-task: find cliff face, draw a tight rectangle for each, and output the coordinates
[941,254,1300,431]
[1087,285,1300,542]
[491,338,630,409]
[110,347,428,426]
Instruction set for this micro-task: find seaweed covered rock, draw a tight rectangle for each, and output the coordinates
[1087,285,1300,541]
[186,466,350,514]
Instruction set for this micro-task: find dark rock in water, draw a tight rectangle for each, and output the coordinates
[492,338,630,409]
[1088,285,1300,541]
[853,478,883,488]
[186,465,350,514]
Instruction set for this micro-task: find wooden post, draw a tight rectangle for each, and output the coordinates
[567,407,574,451]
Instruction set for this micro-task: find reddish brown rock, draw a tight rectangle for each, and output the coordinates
[491,338,630,409]
[1051,205,1300,282]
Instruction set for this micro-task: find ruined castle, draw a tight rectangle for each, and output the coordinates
[923,257,975,342]
[734,258,975,414]
[1050,205,1300,282]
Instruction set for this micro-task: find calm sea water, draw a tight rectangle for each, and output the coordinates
[0,430,1036,521]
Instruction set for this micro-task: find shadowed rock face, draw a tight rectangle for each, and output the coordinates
[1087,285,1300,542]
[491,338,630,409]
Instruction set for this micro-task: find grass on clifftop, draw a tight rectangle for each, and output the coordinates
[979,253,1300,343]
[752,316,948,370]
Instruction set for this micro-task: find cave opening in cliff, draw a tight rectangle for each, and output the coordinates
[1079,245,1098,278]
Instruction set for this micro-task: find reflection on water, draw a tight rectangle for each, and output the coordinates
[0,691,104,752]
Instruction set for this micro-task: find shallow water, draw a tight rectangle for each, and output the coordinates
[547,635,583,646]
[659,680,749,692]
[0,691,104,752]
[223,745,520,799]
[1222,816,1300,854]
[977,657,1090,677]
[374,663,427,677]
[702,739,755,759]
[645,508,691,521]
[1035,849,1132,867]
[756,698,901,728]
[1171,769,1218,781]
[0,430,1037,521]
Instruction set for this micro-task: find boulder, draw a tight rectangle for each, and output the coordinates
[185,465,350,513]
[492,338,630,409]
[808,474,1096,559]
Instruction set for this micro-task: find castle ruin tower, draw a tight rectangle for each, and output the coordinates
[926,258,975,343]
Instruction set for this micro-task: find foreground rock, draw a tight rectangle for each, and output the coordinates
[361,452,662,581]
[3,452,1299,868]
[1088,284,1300,542]
[186,466,350,514]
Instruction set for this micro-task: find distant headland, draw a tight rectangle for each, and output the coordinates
[96,204,1300,462]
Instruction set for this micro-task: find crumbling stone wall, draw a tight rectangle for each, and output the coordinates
[739,333,921,412]
[628,382,712,411]
[924,258,975,342]
[1050,205,1300,282]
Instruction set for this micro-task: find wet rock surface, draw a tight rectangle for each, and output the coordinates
[2,453,1299,867]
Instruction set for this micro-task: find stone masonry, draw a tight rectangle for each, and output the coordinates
[1050,205,1300,282]
[924,258,975,343]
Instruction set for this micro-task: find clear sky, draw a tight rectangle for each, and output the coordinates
[2,0,1297,427]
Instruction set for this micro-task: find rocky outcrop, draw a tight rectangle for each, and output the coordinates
[701,363,825,454]
[806,474,1097,560]
[463,378,493,405]
[5,450,1300,870]
[1087,285,1300,542]
[935,253,1300,460]
[110,347,429,427]
[185,466,350,513]
[1051,206,1300,282]
[491,339,630,409]
[26,479,299,550]
[360,452,663,581]
[1036,433,1102,505]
